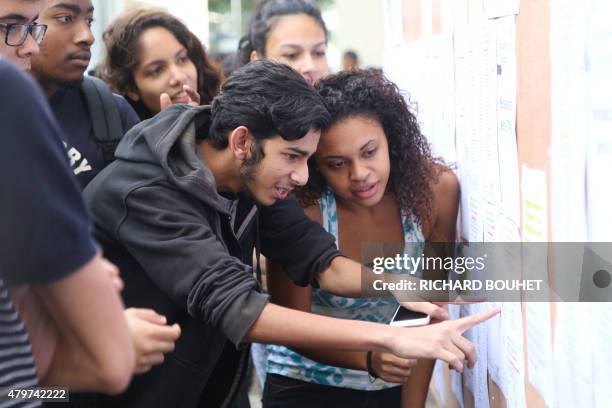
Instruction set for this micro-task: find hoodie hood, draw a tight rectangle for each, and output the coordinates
[115,104,230,215]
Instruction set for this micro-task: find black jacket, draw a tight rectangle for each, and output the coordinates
[82,105,340,407]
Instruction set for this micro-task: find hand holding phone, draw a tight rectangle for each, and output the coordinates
[400,301,449,321]
[390,306,431,327]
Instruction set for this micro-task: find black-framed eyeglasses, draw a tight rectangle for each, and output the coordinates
[0,23,48,47]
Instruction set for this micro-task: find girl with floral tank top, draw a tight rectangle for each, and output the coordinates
[264,69,460,407]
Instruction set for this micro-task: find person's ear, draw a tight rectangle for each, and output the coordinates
[228,126,252,160]
[250,50,260,62]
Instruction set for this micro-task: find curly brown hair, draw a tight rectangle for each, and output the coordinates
[297,69,446,226]
[98,9,221,119]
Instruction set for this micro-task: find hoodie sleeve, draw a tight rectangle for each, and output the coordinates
[116,182,268,346]
[259,197,342,287]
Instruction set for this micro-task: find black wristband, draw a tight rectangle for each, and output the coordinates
[366,351,377,382]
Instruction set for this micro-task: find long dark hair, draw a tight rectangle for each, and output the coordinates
[99,9,221,119]
[297,69,446,225]
[236,0,328,68]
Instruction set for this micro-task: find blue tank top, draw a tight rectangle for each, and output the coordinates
[266,190,425,390]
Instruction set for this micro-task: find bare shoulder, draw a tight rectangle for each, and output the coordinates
[431,167,460,204]
[425,167,459,241]
[303,203,323,225]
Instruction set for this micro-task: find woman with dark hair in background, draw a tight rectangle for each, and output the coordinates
[99,9,221,120]
[237,0,330,85]
[264,69,460,407]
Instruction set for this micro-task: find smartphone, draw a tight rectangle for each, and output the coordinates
[390,306,431,327]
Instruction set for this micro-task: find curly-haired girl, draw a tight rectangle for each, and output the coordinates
[264,69,459,407]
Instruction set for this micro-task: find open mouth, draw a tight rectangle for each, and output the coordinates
[273,185,292,200]
[351,182,379,199]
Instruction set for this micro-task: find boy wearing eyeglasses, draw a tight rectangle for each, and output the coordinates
[0,0,46,71]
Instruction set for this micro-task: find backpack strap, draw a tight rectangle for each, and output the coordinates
[81,76,124,164]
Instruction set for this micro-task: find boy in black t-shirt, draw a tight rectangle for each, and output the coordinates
[30,0,140,188]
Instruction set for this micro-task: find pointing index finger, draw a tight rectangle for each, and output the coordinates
[456,306,501,333]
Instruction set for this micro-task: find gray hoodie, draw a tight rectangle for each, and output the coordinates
[83,104,340,407]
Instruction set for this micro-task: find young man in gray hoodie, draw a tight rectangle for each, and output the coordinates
[84,60,498,407]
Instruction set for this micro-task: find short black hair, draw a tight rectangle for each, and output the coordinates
[205,59,330,148]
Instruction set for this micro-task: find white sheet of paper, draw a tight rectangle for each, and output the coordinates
[455,22,498,242]
[433,360,447,406]
[384,34,458,174]
[525,303,554,405]
[461,303,490,408]
[474,22,497,243]
[480,20,502,243]
[454,24,477,241]
[421,34,457,164]
[439,0,456,34]
[383,0,405,47]
[452,0,468,27]
[486,301,526,407]
[586,0,612,241]
[468,0,485,23]
[591,303,612,407]
[495,16,520,228]
[487,210,522,304]
[521,165,548,242]
[421,0,433,37]
[494,214,521,244]
[383,43,413,90]
[486,301,504,389]
[500,302,527,408]
[482,17,520,244]
[446,304,464,407]
[451,369,464,408]
[483,0,520,19]
[553,303,595,408]
[550,0,589,242]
